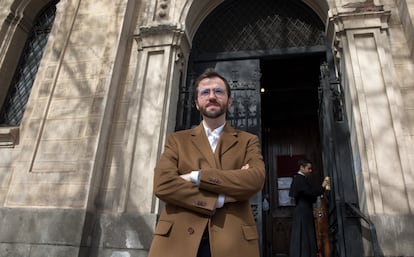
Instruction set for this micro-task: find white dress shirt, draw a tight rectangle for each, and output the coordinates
[189,121,226,208]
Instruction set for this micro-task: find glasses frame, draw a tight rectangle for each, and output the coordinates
[198,87,227,99]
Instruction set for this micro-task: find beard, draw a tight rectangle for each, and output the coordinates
[198,100,229,119]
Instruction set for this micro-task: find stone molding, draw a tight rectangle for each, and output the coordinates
[327,9,391,59]
[134,24,190,65]
[0,127,19,147]
[135,24,189,55]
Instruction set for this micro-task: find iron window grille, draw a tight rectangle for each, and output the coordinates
[0,0,58,126]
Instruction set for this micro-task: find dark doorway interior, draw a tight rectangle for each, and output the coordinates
[261,54,322,126]
[260,53,329,257]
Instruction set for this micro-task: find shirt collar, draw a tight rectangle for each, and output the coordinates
[202,121,225,137]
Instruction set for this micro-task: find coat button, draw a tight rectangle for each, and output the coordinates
[208,177,221,184]
[188,227,195,235]
[195,200,207,206]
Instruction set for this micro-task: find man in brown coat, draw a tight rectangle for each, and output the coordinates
[148,68,266,257]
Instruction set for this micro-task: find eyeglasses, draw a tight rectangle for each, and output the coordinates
[198,88,227,98]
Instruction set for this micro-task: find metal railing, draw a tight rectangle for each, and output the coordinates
[345,203,384,257]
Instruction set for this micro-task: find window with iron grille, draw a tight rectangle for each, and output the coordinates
[192,0,325,54]
[0,1,58,126]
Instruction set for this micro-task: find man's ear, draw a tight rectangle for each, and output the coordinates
[228,97,233,108]
[195,100,200,110]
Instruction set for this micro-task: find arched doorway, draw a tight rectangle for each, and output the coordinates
[177,0,363,256]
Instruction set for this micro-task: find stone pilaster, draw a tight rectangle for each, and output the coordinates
[116,24,189,215]
[327,6,414,256]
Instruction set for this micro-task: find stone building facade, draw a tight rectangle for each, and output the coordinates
[0,0,413,256]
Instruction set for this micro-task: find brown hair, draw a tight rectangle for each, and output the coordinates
[193,68,231,99]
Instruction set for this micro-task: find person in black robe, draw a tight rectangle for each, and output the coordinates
[289,159,329,257]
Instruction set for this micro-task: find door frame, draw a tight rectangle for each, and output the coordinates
[259,53,327,257]
[318,52,364,257]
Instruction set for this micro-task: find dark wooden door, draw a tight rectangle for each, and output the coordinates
[262,124,325,257]
[260,56,329,257]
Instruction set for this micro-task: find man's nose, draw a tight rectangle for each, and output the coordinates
[208,90,217,98]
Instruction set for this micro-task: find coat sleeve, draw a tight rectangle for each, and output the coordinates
[290,175,324,203]
[153,134,217,216]
[198,135,266,201]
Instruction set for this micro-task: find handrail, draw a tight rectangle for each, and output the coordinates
[345,202,384,257]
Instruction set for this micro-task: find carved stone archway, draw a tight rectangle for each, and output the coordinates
[182,0,330,43]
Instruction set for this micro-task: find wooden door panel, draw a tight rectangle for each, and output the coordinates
[272,218,292,254]
[263,123,327,257]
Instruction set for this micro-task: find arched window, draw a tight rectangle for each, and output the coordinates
[192,0,324,54]
[0,0,58,126]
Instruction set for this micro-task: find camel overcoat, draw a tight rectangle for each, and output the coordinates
[148,123,265,257]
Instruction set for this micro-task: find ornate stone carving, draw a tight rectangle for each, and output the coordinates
[342,0,384,13]
[134,24,188,68]
[327,7,391,89]
[157,0,169,19]
[136,24,183,48]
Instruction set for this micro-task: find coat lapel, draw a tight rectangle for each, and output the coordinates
[217,123,238,156]
[190,124,216,168]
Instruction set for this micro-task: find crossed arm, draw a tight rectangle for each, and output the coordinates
[179,163,250,204]
[153,133,265,216]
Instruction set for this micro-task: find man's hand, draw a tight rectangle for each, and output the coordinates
[241,164,249,170]
[224,195,237,203]
[322,176,330,190]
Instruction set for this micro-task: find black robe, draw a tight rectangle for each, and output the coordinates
[289,173,325,257]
